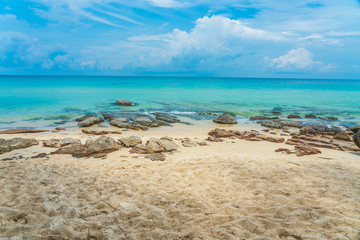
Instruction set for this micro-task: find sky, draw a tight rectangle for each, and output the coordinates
[1,0,360,78]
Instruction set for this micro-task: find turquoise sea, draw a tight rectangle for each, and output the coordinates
[0,76,359,128]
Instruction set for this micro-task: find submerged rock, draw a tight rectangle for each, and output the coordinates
[119,136,142,147]
[259,120,283,129]
[287,114,301,119]
[305,114,317,119]
[76,114,97,122]
[327,116,338,121]
[272,107,281,115]
[0,138,39,154]
[132,115,166,128]
[249,116,279,121]
[78,116,104,127]
[115,98,135,106]
[213,113,237,124]
[153,112,180,123]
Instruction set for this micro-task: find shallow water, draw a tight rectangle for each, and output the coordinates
[0,76,359,128]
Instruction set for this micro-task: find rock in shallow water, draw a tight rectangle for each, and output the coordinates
[0,138,38,154]
[78,116,104,127]
[213,113,237,124]
[0,129,48,134]
[115,98,135,106]
[249,116,279,121]
[287,114,301,119]
[153,112,180,123]
[110,118,148,131]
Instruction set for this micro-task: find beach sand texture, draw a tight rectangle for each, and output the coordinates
[0,128,360,240]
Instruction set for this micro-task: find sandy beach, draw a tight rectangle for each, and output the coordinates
[1,121,359,240]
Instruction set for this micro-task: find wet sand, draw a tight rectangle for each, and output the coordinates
[0,123,360,240]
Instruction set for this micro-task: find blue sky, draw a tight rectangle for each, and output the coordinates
[1,0,360,78]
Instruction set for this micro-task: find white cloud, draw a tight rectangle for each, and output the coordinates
[146,0,183,8]
[268,48,319,69]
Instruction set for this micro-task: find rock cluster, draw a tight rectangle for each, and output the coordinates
[51,136,120,158]
[275,145,321,157]
[115,98,135,106]
[0,138,39,154]
[208,128,285,143]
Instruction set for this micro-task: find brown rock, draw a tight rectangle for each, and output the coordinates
[256,135,285,143]
[43,139,61,148]
[287,114,301,119]
[130,138,178,154]
[82,129,122,135]
[333,133,352,142]
[115,98,135,106]
[78,116,104,127]
[0,138,39,154]
[119,136,142,147]
[60,138,81,147]
[249,116,279,121]
[354,131,360,149]
[275,148,294,154]
[213,113,237,124]
[208,128,237,138]
[51,142,87,158]
[84,136,120,156]
[181,138,198,147]
[305,114,317,119]
[206,136,223,142]
[350,126,360,133]
[294,145,321,156]
[0,129,48,134]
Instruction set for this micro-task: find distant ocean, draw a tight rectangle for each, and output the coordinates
[0,76,359,128]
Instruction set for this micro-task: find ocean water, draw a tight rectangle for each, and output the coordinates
[0,76,359,128]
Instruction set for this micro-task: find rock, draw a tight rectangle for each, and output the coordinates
[197,141,208,146]
[287,114,301,119]
[146,153,166,161]
[333,133,352,142]
[275,148,294,154]
[55,127,66,131]
[305,114,317,119]
[294,145,321,156]
[350,126,360,133]
[84,136,120,156]
[181,138,198,147]
[51,142,87,158]
[130,138,178,154]
[78,116,104,127]
[119,136,142,147]
[327,116,338,121]
[259,120,283,129]
[31,153,48,158]
[208,128,237,138]
[213,113,237,124]
[43,139,61,148]
[272,107,281,115]
[0,129,48,134]
[110,118,148,131]
[76,114,97,122]
[206,136,223,142]
[60,138,81,147]
[255,135,285,143]
[132,115,165,127]
[153,112,180,123]
[354,131,360,148]
[0,138,39,154]
[115,98,135,106]
[300,127,317,135]
[81,129,122,135]
[249,116,279,121]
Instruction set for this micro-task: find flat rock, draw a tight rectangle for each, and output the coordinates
[0,129,48,134]
[119,136,142,147]
[115,98,135,106]
[213,113,237,124]
[181,138,198,147]
[146,153,166,161]
[209,128,237,138]
[82,129,122,135]
[78,116,104,127]
[294,145,321,156]
[51,142,87,158]
[0,138,39,154]
[76,114,97,122]
[287,114,301,119]
[60,138,81,147]
[43,139,61,148]
[132,115,166,128]
[110,118,148,131]
[305,114,317,119]
[249,116,279,121]
[153,112,180,123]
